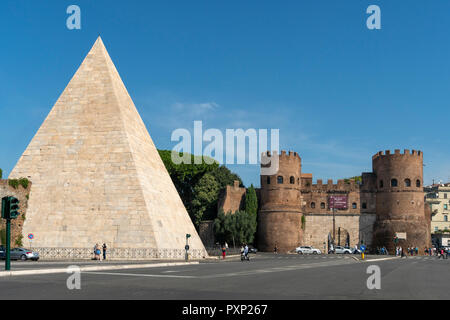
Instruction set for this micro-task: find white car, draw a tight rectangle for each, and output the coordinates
[334,246,352,254]
[295,246,322,255]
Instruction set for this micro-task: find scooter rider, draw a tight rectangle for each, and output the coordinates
[244,243,249,260]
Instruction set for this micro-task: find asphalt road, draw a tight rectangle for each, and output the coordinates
[0,253,449,299]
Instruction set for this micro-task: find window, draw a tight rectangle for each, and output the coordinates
[444,215,448,222]
[379,180,384,188]
[290,176,295,184]
[311,202,316,209]
[445,204,448,210]
[352,203,357,209]
[320,202,326,209]
[445,193,448,199]
[267,176,270,184]
[362,203,367,209]
[435,227,439,232]
[405,179,411,187]
[416,180,421,188]
[277,176,284,184]
[391,179,398,187]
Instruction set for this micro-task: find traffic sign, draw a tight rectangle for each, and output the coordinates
[360,245,366,252]
[28,233,34,240]
[185,245,190,250]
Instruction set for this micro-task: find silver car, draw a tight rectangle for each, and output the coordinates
[10,248,39,261]
[334,246,352,254]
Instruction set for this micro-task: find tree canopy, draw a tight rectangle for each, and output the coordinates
[158,150,244,228]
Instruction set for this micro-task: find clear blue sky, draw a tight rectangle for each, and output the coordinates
[0,1,449,187]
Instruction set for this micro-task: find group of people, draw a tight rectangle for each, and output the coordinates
[395,246,419,257]
[426,247,449,259]
[93,243,107,261]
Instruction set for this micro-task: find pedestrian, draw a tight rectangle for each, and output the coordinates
[274,243,278,254]
[102,243,107,260]
[401,247,406,258]
[94,243,101,261]
[225,242,228,250]
[222,245,226,260]
[415,247,418,256]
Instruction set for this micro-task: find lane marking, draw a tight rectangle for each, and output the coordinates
[83,271,197,279]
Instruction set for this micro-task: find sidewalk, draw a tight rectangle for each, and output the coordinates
[0,261,199,277]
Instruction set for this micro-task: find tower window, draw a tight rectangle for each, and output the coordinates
[362,203,367,209]
[311,202,315,209]
[352,203,357,209]
[290,176,295,184]
[379,180,384,188]
[416,180,421,188]
[391,179,398,187]
[320,202,326,209]
[277,176,284,184]
[267,176,270,184]
[405,179,411,187]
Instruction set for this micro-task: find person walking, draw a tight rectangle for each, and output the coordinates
[274,243,278,254]
[102,243,107,260]
[401,247,406,258]
[222,245,226,260]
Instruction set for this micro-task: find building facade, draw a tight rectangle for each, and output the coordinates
[425,183,450,246]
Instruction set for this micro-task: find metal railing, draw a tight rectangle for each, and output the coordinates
[32,247,208,260]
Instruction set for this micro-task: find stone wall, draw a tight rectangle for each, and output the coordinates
[0,180,31,247]
[217,181,246,214]
[198,220,215,247]
[303,213,376,250]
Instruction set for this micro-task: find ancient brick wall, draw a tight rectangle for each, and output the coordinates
[372,149,431,251]
[0,180,31,247]
[258,151,303,252]
[217,180,246,214]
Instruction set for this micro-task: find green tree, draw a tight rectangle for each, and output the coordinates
[0,168,2,179]
[158,150,244,226]
[191,173,220,227]
[158,150,219,223]
[210,165,243,190]
[245,184,258,216]
[214,209,257,247]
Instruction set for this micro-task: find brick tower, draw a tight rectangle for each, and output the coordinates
[258,151,303,252]
[372,149,431,252]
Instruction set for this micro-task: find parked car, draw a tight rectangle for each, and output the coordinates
[9,248,39,261]
[334,246,352,254]
[349,247,362,254]
[296,246,322,255]
[248,246,258,254]
[0,245,5,259]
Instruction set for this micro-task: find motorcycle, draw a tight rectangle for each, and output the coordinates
[241,252,250,261]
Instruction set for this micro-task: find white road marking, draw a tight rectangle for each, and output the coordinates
[83,271,197,279]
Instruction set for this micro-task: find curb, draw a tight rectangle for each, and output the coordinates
[357,256,400,263]
[0,261,199,277]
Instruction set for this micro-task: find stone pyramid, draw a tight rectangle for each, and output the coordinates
[9,37,206,256]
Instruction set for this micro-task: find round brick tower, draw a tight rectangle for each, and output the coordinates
[372,149,431,252]
[258,150,303,253]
